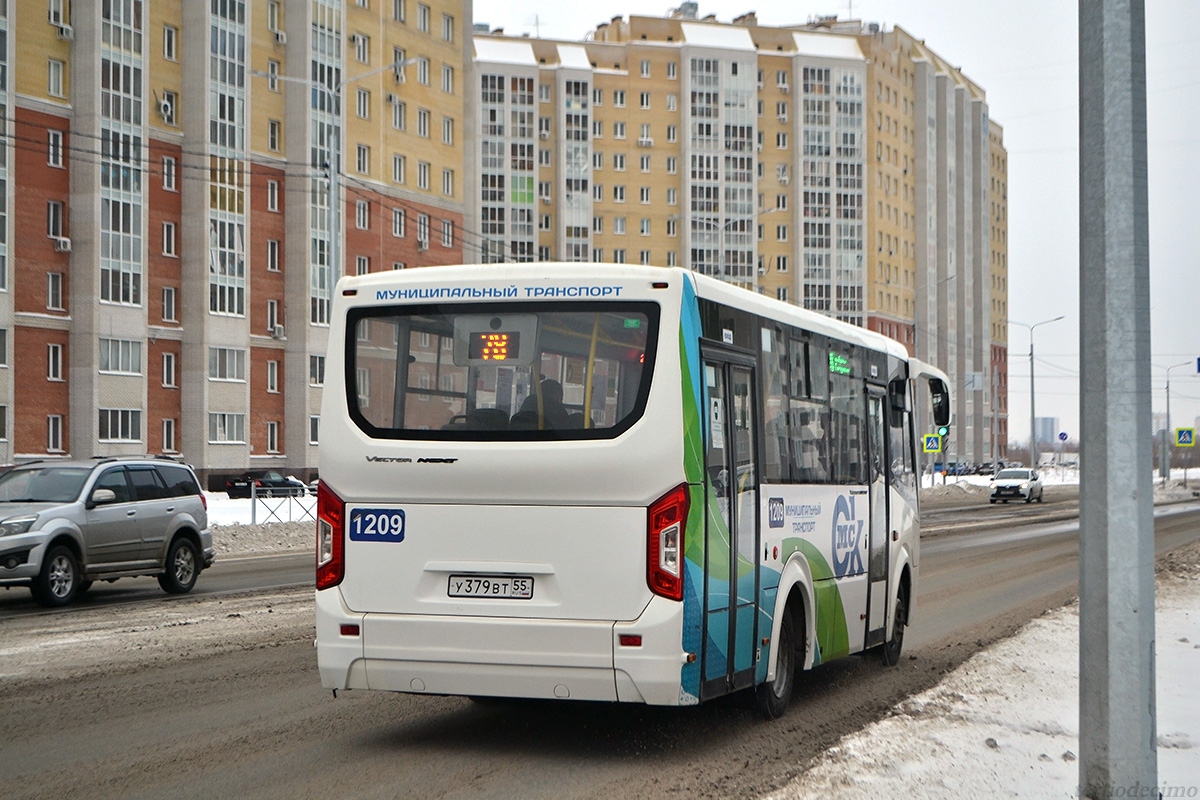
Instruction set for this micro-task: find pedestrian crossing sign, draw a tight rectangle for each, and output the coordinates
[1178,428,1195,447]
[923,434,942,453]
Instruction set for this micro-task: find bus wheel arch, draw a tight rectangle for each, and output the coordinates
[881,565,912,667]
[756,589,805,719]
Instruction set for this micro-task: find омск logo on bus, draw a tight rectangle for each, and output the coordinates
[832,494,865,578]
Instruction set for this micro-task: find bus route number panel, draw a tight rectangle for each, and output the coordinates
[448,574,535,600]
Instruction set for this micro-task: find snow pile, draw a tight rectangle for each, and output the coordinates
[768,541,1200,799]
[211,520,314,557]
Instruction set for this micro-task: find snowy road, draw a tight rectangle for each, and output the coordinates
[2,505,1198,798]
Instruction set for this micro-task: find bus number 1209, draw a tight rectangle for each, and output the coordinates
[349,508,406,542]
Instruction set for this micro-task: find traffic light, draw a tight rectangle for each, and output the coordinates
[937,424,950,437]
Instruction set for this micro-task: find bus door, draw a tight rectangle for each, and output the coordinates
[700,349,760,698]
[865,386,890,648]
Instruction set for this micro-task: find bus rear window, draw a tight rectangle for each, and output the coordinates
[346,302,659,440]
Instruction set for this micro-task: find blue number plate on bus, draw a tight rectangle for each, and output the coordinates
[448,575,534,600]
[348,508,406,542]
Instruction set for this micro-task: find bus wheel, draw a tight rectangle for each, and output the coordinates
[881,582,909,666]
[756,605,798,719]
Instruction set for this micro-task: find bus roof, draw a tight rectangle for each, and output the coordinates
[338,263,912,365]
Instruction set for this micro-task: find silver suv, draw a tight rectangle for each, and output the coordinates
[0,457,214,607]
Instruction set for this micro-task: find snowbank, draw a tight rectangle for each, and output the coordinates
[767,541,1200,799]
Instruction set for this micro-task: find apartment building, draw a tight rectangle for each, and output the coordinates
[0,0,470,484]
[469,7,1009,463]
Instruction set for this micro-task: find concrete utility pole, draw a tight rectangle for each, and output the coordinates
[1078,1,1156,795]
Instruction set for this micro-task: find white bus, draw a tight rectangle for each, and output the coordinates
[315,264,950,717]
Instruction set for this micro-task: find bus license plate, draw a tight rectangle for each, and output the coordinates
[448,574,534,600]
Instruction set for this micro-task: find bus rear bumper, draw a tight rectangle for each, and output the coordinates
[316,589,687,706]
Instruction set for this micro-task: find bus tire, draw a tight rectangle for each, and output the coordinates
[756,603,798,719]
[881,580,909,667]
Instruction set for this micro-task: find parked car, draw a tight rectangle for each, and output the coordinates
[989,468,1044,504]
[225,471,307,498]
[0,456,214,607]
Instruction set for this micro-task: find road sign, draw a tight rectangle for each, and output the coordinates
[1059,431,1068,442]
[1177,428,1195,447]
[923,434,942,453]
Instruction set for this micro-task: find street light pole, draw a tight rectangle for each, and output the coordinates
[1009,315,1064,470]
[1163,360,1191,485]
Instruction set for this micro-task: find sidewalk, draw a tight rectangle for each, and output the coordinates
[766,540,1200,800]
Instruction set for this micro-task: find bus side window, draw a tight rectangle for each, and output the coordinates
[761,326,790,483]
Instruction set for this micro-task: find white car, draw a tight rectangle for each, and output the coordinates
[990,468,1044,504]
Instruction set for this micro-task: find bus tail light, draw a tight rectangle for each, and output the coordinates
[648,484,689,601]
[316,480,346,590]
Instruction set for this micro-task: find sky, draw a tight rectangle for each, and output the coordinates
[471,0,1200,447]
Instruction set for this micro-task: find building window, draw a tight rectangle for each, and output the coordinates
[640,92,650,109]
[266,239,280,271]
[392,98,406,130]
[667,125,677,143]
[309,415,320,444]
[667,218,677,237]
[267,59,280,91]
[267,360,279,393]
[442,169,454,196]
[162,221,177,256]
[48,59,64,98]
[392,208,406,237]
[47,201,64,238]
[353,32,370,63]
[441,220,454,247]
[417,57,429,85]
[442,116,453,144]
[356,88,370,119]
[614,122,626,139]
[162,157,177,191]
[0,329,6,367]
[640,187,650,204]
[164,25,178,60]
[418,161,430,190]
[442,65,454,94]
[48,130,64,167]
[160,91,177,125]
[266,421,280,453]
[442,13,454,41]
[99,339,142,375]
[268,0,281,30]
[47,416,63,452]
[47,273,64,311]
[48,344,63,381]
[208,413,247,444]
[667,188,677,205]
[208,347,247,381]
[356,145,370,174]
[267,299,279,333]
[356,200,370,229]
[417,108,430,138]
[162,287,177,322]
[393,154,406,183]
[162,419,177,453]
[98,409,142,443]
[267,180,280,211]
[268,119,281,150]
[640,218,650,235]
[667,62,677,80]
[393,0,405,22]
[310,355,325,386]
[162,352,177,387]
[356,255,370,275]
[417,3,429,32]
